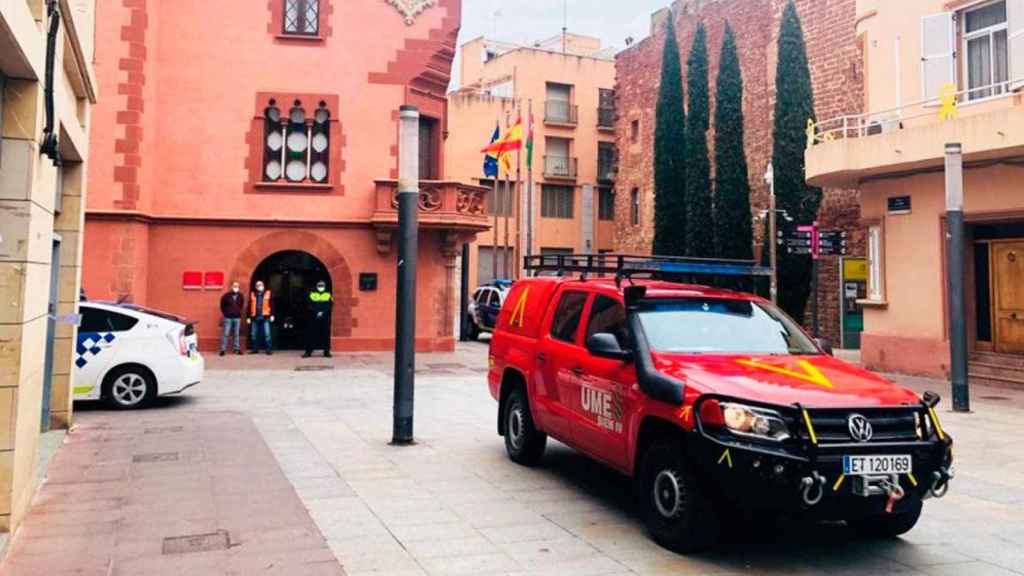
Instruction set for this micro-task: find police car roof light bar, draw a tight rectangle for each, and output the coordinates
[523,254,772,281]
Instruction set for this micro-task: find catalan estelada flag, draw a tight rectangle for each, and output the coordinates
[483,123,499,178]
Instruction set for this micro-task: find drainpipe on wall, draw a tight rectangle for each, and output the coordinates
[41,0,62,165]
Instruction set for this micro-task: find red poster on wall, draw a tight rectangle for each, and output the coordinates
[204,271,225,290]
[182,271,202,290]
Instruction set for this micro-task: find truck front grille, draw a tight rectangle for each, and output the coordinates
[805,408,920,444]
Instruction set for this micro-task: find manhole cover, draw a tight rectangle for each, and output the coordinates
[295,365,333,372]
[133,452,179,463]
[162,530,230,555]
[144,426,183,434]
[980,395,1011,401]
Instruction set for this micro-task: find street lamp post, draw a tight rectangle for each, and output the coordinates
[765,163,778,304]
[392,105,420,444]
[945,143,970,412]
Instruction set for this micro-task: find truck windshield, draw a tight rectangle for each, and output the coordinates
[637,298,819,355]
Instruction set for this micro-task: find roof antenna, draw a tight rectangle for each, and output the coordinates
[562,0,567,53]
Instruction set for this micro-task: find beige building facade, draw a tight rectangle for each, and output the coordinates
[0,0,96,534]
[446,33,617,288]
[807,0,1024,382]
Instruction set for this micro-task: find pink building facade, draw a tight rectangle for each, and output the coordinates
[84,0,489,352]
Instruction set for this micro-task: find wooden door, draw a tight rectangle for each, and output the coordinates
[994,241,1024,354]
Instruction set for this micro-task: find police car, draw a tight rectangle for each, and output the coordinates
[467,280,511,340]
[74,301,204,409]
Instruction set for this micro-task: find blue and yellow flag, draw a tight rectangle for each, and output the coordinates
[483,123,499,178]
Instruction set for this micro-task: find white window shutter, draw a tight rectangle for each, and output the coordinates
[1009,0,1024,90]
[920,12,956,102]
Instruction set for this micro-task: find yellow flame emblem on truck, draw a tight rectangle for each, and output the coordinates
[509,288,529,328]
[736,358,833,389]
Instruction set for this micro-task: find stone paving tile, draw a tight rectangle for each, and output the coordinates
[1,411,343,576]
[7,345,1024,576]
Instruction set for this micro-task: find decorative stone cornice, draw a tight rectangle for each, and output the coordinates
[385,0,436,25]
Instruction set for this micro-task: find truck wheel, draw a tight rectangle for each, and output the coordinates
[639,439,719,553]
[848,500,922,539]
[504,388,546,465]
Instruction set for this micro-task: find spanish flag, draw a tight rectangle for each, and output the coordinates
[481,117,524,174]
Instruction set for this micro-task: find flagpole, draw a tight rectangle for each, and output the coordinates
[526,99,534,272]
[490,118,499,283]
[514,103,523,280]
[503,168,511,280]
[491,175,499,281]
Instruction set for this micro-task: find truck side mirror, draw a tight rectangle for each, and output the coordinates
[815,338,834,356]
[586,333,632,362]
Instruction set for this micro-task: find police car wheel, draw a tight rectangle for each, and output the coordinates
[639,440,720,553]
[847,500,922,539]
[504,388,546,466]
[467,320,479,341]
[104,366,156,410]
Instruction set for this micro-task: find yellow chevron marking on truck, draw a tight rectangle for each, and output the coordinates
[736,358,833,389]
[509,288,529,328]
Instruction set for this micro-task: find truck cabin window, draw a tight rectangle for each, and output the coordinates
[637,298,819,355]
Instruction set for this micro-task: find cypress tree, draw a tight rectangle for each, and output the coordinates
[713,24,753,261]
[772,1,821,320]
[652,13,687,257]
[684,23,714,258]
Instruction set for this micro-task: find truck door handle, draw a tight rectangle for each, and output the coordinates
[571,367,584,376]
[536,352,547,363]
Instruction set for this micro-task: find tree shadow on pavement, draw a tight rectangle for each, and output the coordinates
[533,442,918,570]
[73,395,199,413]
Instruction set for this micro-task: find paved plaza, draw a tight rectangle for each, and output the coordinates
[2,342,1024,575]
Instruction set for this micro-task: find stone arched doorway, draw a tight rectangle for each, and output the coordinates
[230,230,354,347]
[251,251,332,350]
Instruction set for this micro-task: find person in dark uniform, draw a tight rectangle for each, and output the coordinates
[303,280,333,358]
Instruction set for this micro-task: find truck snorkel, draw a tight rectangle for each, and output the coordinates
[625,285,685,405]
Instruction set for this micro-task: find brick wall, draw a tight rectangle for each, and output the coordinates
[614,0,864,344]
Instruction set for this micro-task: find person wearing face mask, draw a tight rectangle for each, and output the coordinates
[302,280,333,358]
[248,280,274,355]
[219,281,245,356]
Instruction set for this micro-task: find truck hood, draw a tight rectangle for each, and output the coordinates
[652,353,921,408]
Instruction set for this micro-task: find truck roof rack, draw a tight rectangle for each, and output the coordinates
[523,254,771,281]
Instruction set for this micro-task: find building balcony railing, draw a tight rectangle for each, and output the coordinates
[371,180,491,233]
[597,107,616,130]
[544,101,578,126]
[812,78,1023,144]
[544,156,578,180]
[598,160,617,182]
[806,78,1024,188]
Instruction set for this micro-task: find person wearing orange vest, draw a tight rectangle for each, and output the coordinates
[247,280,274,355]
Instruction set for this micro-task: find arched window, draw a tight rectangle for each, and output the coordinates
[283,0,319,36]
[263,98,332,185]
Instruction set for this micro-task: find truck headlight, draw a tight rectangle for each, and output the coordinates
[720,403,791,442]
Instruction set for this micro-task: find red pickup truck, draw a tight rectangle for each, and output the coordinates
[488,255,953,553]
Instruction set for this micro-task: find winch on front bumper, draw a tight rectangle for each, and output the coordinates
[687,394,954,519]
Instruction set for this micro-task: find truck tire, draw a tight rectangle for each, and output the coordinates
[847,500,922,539]
[639,439,720,553]
[504,388,546,465]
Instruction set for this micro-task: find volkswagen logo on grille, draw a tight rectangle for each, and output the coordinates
[847,414,873,442]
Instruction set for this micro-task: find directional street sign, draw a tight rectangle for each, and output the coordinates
[778,227,850,258]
